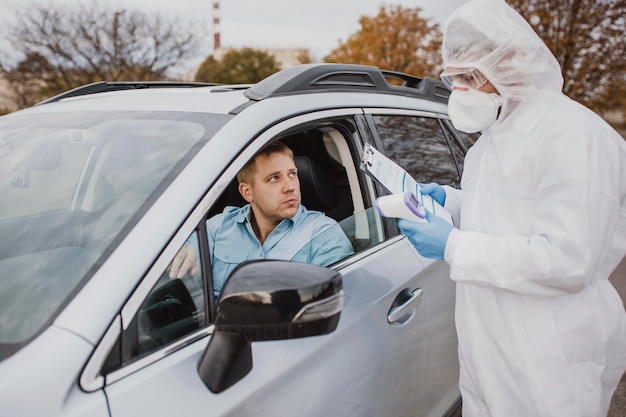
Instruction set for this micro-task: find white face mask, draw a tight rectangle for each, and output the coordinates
[447,83,502,133]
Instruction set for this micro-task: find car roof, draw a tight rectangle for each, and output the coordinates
[21,63,450,116]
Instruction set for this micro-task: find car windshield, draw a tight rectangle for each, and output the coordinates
[0,110,230,348]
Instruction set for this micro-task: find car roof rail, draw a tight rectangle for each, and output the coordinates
[37,81,221,105]
[244,63,450,104]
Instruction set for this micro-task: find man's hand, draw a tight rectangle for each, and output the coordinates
[398,211,454,260]
[167,244,199,278]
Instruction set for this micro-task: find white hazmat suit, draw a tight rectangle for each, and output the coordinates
[439,1,626,416]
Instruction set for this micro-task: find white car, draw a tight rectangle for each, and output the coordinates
[0,64,476,417]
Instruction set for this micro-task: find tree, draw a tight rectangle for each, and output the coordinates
[324,5,442,78]
[2,52,55,109]
[2,0,205,108]
[508,0,626,113]
[194,48,281,84]
[295,49,313,65]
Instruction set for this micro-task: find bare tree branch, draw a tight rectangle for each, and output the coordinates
[508,0,626,111]
[4,0,207,107]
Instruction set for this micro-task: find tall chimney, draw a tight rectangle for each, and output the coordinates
[213,0,221,51]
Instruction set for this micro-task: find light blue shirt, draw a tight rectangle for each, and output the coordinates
[207,204,354,294]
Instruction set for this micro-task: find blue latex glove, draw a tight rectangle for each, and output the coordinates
[420,182,446,207]
[398,211,453,260]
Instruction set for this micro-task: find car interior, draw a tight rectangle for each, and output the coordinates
[207,124,385,258]
[131,124,383,361]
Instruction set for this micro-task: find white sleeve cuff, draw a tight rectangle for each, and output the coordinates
[444,228,460,264]
[442,185,462,226]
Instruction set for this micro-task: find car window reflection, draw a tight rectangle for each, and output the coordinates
[291,208,385,265]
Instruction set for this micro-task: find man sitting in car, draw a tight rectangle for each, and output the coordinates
[169,141,354,296]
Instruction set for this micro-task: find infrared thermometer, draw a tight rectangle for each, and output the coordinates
[375,191,427,222]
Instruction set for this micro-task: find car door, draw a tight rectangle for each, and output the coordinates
[98,109,456,417]
[364,109,466,415]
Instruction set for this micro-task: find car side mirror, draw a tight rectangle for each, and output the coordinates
[197,259,344,393]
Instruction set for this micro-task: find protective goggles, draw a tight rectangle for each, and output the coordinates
[440,68,489,90]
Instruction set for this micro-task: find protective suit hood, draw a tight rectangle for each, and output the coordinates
[442,0,564,99]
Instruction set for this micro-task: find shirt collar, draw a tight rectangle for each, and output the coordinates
[234,205,251,224]
[234,204,305,225]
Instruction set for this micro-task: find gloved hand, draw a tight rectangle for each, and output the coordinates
[420,182,446,206]
[398,211,453,260]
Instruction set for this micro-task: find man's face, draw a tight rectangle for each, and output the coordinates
[239,151,301,225]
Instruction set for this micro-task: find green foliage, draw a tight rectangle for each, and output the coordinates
[194,48,281,84]
[194,56,220,84]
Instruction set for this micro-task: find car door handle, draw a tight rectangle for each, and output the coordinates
[387,288,424,323]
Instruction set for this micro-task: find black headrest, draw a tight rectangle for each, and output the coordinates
[295,155,338,212]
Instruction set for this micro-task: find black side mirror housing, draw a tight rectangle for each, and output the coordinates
[197,260,343,393]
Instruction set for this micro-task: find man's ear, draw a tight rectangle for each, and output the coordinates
[239,182,253,203]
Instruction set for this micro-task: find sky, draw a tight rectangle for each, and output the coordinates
[2,0,468,75]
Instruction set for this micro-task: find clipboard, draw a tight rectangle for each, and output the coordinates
[360,144,453,224]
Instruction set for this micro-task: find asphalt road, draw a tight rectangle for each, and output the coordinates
[608,255,626,417]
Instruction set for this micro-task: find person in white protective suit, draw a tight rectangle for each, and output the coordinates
[397,0,626,416]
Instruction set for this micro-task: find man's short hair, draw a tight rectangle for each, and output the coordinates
[237,141,294,185]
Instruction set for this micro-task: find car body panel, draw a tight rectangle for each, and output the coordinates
[0,65,462,417]
[0,327,109,417]
[103,240,441,417]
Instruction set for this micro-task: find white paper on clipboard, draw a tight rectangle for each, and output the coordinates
[361,144,453,224]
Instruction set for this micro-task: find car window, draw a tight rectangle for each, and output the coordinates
[452,128,480,151]
[372,115,463,187]
[203,121,375,300]
[291,208,385,262]
[0,111,224,354]
[134,231,207,358]
[1,140,90,218]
